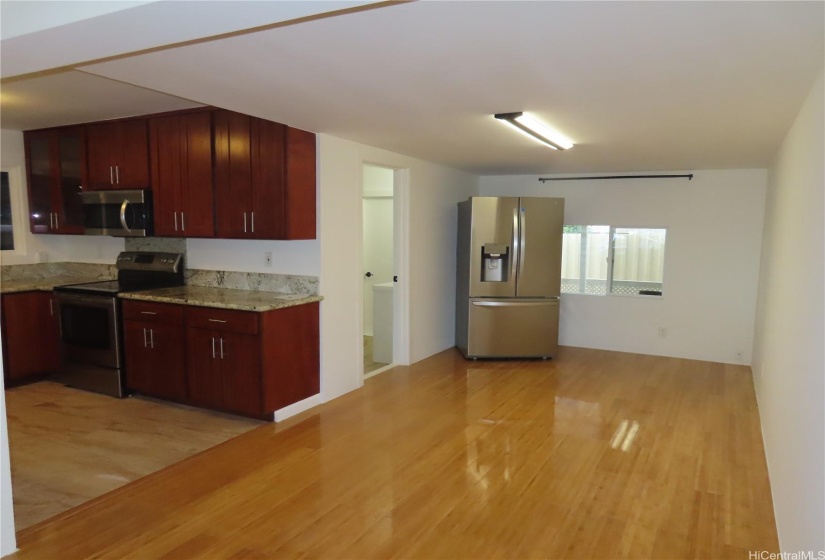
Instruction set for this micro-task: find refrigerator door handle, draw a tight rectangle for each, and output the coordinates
[472,300,557,307]
[519,206,527,281]
[512,206,520,283]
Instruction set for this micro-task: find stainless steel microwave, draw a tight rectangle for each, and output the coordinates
[80,189,153,237]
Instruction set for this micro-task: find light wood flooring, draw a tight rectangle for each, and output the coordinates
[5,381,262,531]
[10,347,778,559]
[364,334,389,375]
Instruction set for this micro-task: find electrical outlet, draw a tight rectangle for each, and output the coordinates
[264,252,272,267]
[658,327,667,338]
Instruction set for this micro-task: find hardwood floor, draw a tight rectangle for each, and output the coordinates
[10,347,778,559]
[5,381,263,531]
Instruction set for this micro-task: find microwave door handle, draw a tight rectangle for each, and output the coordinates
[119,199,132,233]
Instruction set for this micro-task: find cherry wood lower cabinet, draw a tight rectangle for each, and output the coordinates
[123,300,187,402]
[121,300,319,420]
[1,292,61,387]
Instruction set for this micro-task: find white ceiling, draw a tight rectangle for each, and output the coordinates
[1,1,823,175]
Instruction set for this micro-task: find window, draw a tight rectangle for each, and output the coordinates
[1,171,14,251]
[1,168,26,257]
[561,225,667,296]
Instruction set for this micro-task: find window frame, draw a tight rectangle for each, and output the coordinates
[0,166,28,259]
[562,224,668,298]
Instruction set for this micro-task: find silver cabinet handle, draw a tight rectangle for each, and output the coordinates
[251,212,255,233]
[49,212,55,229]
[54,213,58,229]
[243,212,247,233]
[208,319,227,323]
[149,328,154,349]
[49,298,54,316]
[143,327,148,348]
[115,165,120,185]
[211,337,216,359]
[174,211,178,231]
[140,311,157,315]
[181,212,185,231]
[119,199,132,233]
[110,166,114,184]
[219,338,225,359]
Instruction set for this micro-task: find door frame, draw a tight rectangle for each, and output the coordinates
[357,162,410,385]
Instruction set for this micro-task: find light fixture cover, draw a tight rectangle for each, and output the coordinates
[494,112,574,150]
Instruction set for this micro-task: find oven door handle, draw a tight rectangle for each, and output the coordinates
[56,293,116,308]
[119,199,132,233]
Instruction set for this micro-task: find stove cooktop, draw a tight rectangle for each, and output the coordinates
[53,251,185,296]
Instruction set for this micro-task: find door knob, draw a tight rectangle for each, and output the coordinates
[365,272,373,278]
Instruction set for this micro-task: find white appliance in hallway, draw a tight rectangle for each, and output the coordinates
[455,197,564,359]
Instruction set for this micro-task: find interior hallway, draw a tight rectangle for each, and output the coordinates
[10,347,777,559]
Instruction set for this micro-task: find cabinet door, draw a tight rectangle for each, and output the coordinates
[86,120,149,189]
[214,110,253,238]
[150,116,184,237]
[250,118,285,239]
[1,293,61,383]
[186,328,223,410]
[125,320,187,401]
[219,332,261,416]
[53,127,86,234]
[116,119,149,189]
[179,112,214,237]
[24,131,55,233]
[85,123,116,189]
[283,127,316,240]
[124,320,154,394]
[150,112,214,237]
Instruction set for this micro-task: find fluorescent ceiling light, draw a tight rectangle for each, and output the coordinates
[494,112,574,150]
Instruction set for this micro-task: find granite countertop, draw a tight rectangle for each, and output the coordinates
[0,276,112,294]
[119,285,323,312]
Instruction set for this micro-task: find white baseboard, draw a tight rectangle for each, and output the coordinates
[273,393,322,422]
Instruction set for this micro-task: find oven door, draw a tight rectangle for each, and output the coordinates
[56,292,122,369]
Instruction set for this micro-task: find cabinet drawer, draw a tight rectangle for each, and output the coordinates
[123,300,184,325]
[185,306,259,335]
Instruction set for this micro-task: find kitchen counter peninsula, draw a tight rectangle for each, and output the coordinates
[119,285,322,312]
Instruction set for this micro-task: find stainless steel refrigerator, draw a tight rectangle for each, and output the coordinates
[456,196,564,359]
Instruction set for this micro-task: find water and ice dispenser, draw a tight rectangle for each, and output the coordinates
[481,243,509,282]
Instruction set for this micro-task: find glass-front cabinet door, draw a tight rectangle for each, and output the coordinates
[24,130,53,233]
[24,127,86,235]
[55,127,86,233]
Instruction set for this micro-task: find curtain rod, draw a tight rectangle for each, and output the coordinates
[538,173,693,182]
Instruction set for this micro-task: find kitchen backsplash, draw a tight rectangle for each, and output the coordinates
[185,269,318,295]
[124,237,187,255]
[0,262,117,282]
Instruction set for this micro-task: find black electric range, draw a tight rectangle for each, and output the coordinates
[53,251,185,397]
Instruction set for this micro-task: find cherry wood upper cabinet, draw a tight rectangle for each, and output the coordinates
[24,127,86,234]
[86,119,149,190]
[214,110,316,240]
[149,111,214,237]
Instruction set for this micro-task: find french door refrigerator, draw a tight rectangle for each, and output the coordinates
[456,196,564,359]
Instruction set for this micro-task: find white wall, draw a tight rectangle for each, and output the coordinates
[319,134,477,402]
[751,71,824,553]
[0,128,124,266]
[186,238,319,276]
[480,169,766,364]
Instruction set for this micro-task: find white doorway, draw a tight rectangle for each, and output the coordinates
[361,164,405,378]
